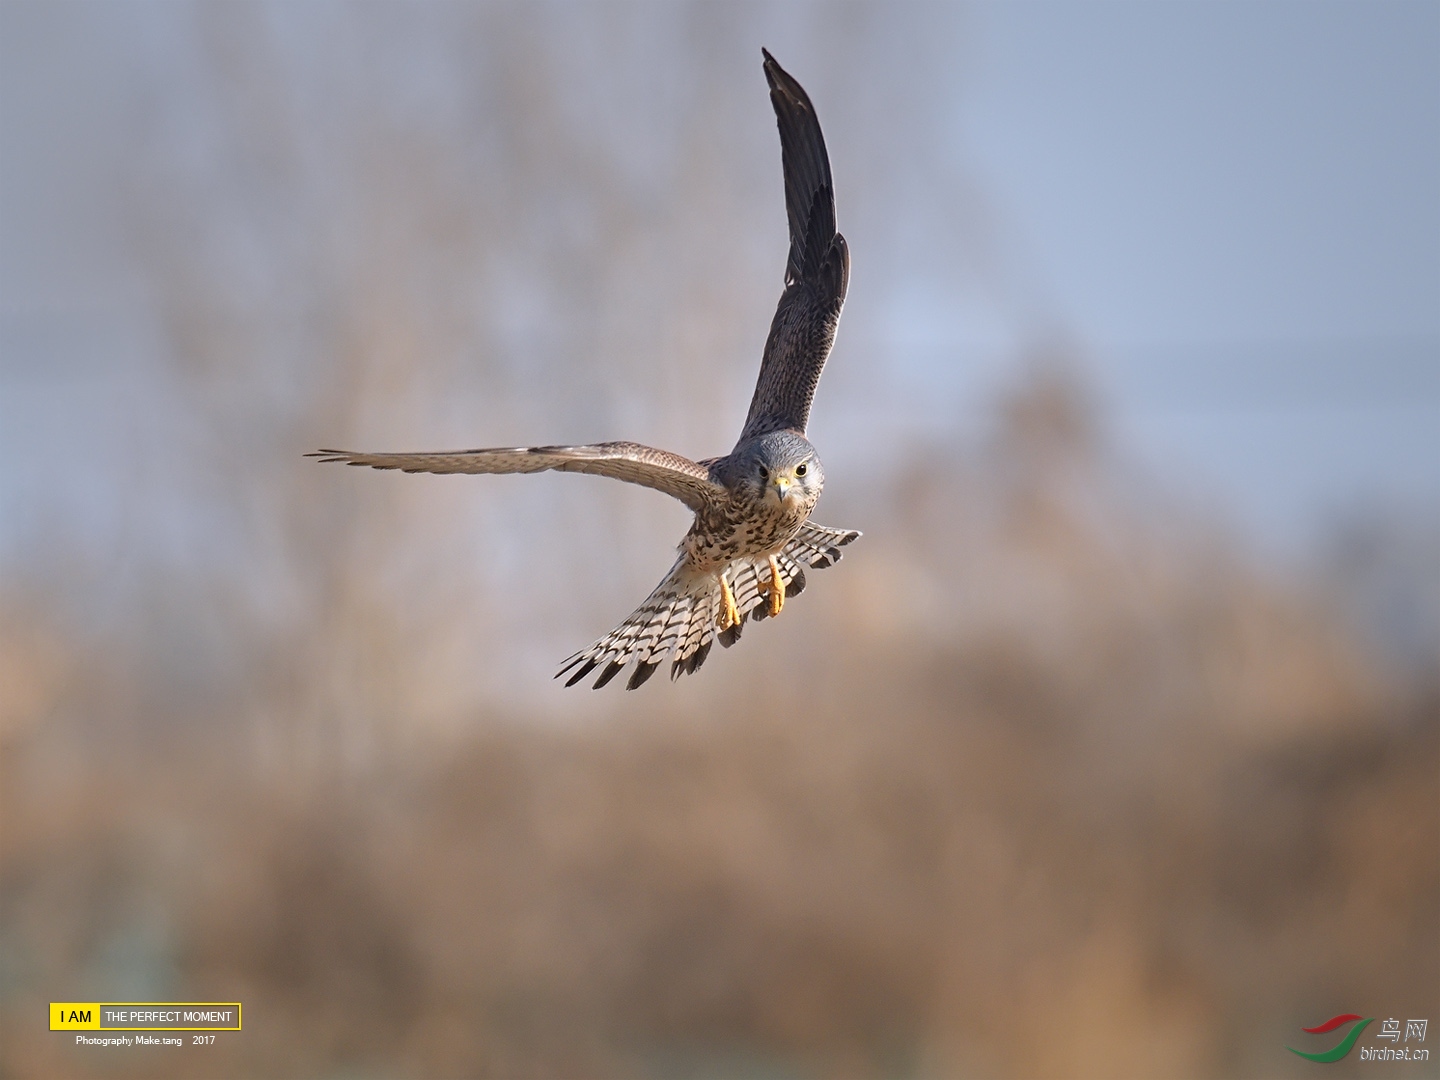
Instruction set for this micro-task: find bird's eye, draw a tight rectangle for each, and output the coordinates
[795,462,808,477]
[758,465,769,480]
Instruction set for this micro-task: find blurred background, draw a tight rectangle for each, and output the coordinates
[1,2,1436,1077]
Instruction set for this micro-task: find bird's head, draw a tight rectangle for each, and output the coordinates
[724,430,824,511]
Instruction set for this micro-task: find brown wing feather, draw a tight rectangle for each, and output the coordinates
[307,441,722,512]
[740,50,850,442]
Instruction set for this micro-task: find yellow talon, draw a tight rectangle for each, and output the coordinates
[766,554,785,617]
[718,572,740,630]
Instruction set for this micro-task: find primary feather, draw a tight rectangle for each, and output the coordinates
[311,52,861,689]
[738,50,850,442]
[307,442,722,513]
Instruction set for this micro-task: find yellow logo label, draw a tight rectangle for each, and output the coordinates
[50,1003,242,1030]
[51,1004,100,1029]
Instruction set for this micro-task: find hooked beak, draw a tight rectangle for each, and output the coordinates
[772,476,792,502]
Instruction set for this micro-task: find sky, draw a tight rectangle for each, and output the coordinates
[958,1,1439,555]
[1,0,1437,573]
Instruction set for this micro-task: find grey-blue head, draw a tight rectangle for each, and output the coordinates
[717,429,824,513]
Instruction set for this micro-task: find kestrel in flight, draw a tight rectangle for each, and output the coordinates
[312,50,859,689]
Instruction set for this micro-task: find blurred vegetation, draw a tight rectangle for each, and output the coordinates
[1,4,1435,1078]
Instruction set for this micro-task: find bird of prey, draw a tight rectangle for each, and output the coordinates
[311,49,859,690]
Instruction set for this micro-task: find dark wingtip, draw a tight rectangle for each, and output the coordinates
[691,638,712,672]
[592,660,626,690]
[762,49,802,100]
[563,659,599,688]
[556,653,586,678]
[627,661,659,691]
[809,530,860,570]
[672,637,713,679]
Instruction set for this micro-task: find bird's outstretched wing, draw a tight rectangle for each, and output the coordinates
[738,49,850,443]
[308,442,723,512]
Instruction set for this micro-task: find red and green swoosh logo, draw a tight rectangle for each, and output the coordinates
[1287,1015,1374,1062]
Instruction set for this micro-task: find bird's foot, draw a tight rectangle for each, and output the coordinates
[718,572,741,630]
[766,554,785,618]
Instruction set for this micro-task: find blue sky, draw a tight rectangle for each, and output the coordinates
[2,1,1436,571]
[954,1,1439,554]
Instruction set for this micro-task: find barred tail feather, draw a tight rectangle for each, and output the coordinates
[744,522,859,623]
[556,523,860,690]
[731,549,805,623]
[785,521,860,570]
[556,558,721,691]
